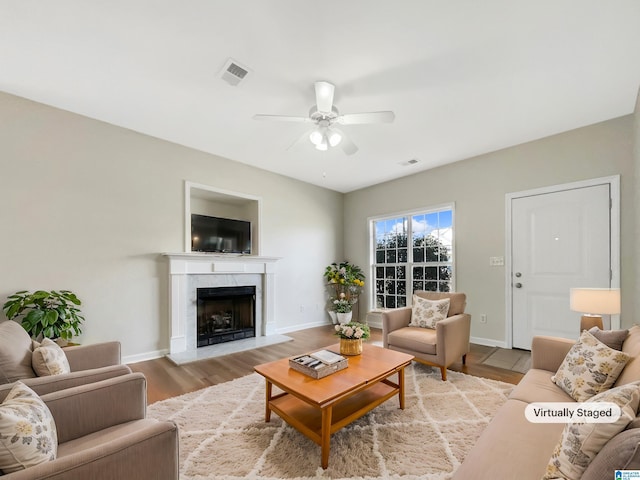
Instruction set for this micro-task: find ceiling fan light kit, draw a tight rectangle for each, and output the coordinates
[253,81,395,155]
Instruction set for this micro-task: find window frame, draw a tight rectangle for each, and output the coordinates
[368,203,455,310]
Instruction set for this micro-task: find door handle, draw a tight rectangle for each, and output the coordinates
[515,272,522,277]
[514,283,523,288]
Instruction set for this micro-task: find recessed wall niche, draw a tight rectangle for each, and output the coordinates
[185,181,261,255]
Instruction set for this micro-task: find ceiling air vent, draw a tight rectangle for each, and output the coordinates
[398,158,420,167]
[219,58,250,86]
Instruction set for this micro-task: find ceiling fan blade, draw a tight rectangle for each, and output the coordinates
[336,111,395,125]
[332,128,358,155]
[314,81,335,114]
[252,114,311,123]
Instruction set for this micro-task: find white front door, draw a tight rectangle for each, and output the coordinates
[510,183,612,349]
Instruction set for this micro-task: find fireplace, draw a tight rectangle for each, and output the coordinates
[163,253,280,362]
[197,286,256,347]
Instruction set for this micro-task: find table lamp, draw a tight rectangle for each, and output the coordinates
[570,288,620,332]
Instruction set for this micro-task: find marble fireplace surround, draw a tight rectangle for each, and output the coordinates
[163,253,288,364]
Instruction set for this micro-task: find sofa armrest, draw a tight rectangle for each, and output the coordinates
[41,372,147,443]
[436,313,471,363]
[531,335,575,372]
[64,341,122,371]
[382,307,412,346]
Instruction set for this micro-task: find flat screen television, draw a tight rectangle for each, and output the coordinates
[191,214,251,254]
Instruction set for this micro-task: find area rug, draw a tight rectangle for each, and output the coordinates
[147,363,514,480]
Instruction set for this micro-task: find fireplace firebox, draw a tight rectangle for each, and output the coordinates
[196,286,256,347]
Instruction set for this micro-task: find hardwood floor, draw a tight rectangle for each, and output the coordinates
[130,326,524,404]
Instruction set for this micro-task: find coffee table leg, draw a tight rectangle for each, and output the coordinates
[398,367,406,410]
[321,406,333,469]
[265,380,272,422]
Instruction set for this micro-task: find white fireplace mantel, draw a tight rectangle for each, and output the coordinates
[163,253,280,358]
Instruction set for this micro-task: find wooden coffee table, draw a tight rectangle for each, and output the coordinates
[254,343,414,469]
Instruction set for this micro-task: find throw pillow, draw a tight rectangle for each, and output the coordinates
[0,320,36,383]
[0,382,57,473]
[587,326,629,351]
[409,296,450,329]
[580,428,640,479]
[551,329,630,402]
[31,338,71,377]
[542,382,640,480]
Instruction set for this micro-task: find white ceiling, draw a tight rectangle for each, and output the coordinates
[2,1,639,193]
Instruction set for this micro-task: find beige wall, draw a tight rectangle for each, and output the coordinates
[0,92,344,361]
[345,115,635,345]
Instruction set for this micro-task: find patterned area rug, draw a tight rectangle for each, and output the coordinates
[148,363,514,480]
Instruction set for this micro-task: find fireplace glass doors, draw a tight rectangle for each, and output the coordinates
[196,286,256,347]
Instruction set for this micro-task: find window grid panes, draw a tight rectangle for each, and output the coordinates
[372,206,454,309]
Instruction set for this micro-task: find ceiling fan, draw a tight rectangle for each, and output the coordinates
[253,81,395,155]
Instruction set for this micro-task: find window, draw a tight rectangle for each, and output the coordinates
[371,205,454,309]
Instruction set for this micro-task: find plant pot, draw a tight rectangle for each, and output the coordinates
[328,310,338,324]
[340,338,363,356]
[336,312,352,324]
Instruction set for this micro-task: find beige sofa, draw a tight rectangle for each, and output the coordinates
[0,373,179,479]
[453,326,640,479]
[0,320,131,395]
[382,292,471,380]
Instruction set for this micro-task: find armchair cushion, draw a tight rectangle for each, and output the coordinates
[409,296,449,329]
[0,382,57,474]
[0,321,36,384]
[31,339,70,377]
[387,327,437,355]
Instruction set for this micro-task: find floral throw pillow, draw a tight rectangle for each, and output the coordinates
[551,330,630,402]
[0,382,58,473]
[542,382,640,480]
[31,338,71,377]
[409,296,450,329]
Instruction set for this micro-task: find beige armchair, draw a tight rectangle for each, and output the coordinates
[0,320,131,395]
[382,291,471,380]
[0,373,179,479]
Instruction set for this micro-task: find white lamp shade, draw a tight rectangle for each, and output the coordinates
[328,130,342,147]
[570,288,620,315]
[309,130,323,146]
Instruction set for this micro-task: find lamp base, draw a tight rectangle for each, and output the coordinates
[580,314,603,333]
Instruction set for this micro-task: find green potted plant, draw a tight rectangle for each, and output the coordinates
[2,290,85,341]
[332,294,353,323]
[324,261,365,323]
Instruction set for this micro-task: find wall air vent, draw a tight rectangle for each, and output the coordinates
[219,58,250,86]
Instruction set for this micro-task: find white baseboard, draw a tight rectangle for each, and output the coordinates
[123,349,169,365]
[470,336,508,348]
[276,321,333,334]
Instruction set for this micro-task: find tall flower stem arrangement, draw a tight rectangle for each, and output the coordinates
[324,261,365,322]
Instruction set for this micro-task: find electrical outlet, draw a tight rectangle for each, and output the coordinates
[480,314,487,324]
